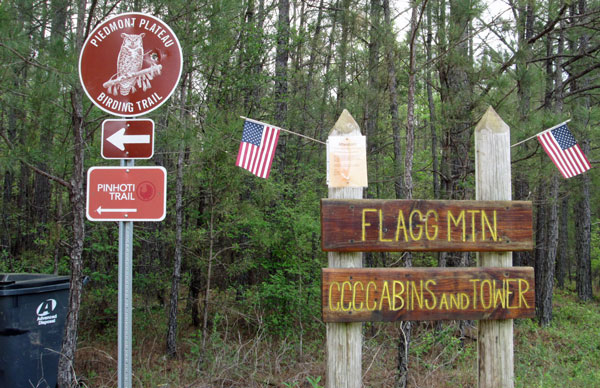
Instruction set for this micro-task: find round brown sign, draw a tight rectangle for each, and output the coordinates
[79,13,182,117]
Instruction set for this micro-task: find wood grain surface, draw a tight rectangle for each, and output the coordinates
[321,199,533,252]
[322,267,535,322]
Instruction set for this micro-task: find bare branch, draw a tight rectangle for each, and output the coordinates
[527,4,569,45]
[562,62,600,89]
[0,41,64,74]
[0,126,71,189]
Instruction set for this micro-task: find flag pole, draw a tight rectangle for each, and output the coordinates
[511,119,571,148]
[241,116,326,145]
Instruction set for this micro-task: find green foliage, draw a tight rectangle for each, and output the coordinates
[591,220,600,281]
[514,290,600,387]
[306,375,324,388]
[1,0,599,386]
[79,270,119,339]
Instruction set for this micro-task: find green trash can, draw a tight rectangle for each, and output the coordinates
[0,273,70,388]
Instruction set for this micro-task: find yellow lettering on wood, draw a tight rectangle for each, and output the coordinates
[341,281,352,311]
[409,210,423,241]
[395,210,408,241]
[379,209,393,242]
[505,278,516,308]
[492,280,506,308]
[410,280,424,309]
[379,281,391,311]
[439,293,449,310]
[481,210,498,241]
[366,281,377,311]
[518,279,530,308]
[470,279,480,309]
[362,208,377,241]
[392,281,405,311]
[353,281,364,311]
[424,280,437,310]
[467,210,480,241]
[425,210,439,241]
[447,210,466,242]
[329,282,340,311]
[480,280,493,309]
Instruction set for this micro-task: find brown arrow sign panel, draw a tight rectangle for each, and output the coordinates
[321,199,533,252]
[101,119,154,159]
[322,267,535,323]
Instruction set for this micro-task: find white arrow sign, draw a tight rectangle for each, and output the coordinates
[106,128,151,151]
[96,206,138,214]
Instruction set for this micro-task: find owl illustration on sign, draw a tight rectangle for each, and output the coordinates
[103,33,162,96]
[116,33,145,95]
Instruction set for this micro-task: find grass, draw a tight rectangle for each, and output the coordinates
[514,288,600,388]
[75,286,599,387]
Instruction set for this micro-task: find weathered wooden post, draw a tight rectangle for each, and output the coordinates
[320,106,533,387]
[475,106,514,388]
[326,110,366,388]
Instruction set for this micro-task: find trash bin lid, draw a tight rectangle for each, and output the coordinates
[0,273,70,296]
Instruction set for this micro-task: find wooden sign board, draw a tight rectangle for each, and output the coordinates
[321,199,533,252]
[322,267,535,323]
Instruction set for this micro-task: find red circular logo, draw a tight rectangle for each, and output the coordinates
[79,13,182,117]
[136,181,156,201]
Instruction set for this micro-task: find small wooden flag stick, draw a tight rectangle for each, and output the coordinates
[240,116,326,145]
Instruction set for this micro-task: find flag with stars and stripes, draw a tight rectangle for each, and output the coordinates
[236,119,280,179]
[537,124,591,178]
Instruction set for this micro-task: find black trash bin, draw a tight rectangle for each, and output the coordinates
[0,273,70,388]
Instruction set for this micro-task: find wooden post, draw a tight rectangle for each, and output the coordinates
[475,106,514,388]
[326,110,364,388]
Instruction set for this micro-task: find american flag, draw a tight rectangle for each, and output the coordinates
[537,124,591,178]
[236,120,280,179]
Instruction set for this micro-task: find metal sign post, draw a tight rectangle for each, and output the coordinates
[118,159,134,388]
[79,12,181,388]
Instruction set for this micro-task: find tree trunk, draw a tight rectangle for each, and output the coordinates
[426,1,439,199]
[190,266,202,328]
[201,202,215,352]
[365,0,380,197]
[438,0,473,201]
[303,0,325,113]
[167,72,190,358]
[556,195,569,289]
[275,0,289,117]
[336,0,351,113]
[573,0,593,302]
[383,0,403,200]
[166,139,185,358]
[513,172,531,267]
[57,0,86,385]
[396,2,418,386]
[515,0,535,120]
[538,174,559,326]
[575,142,592,300]
[275,0,289,174]
[534,172,547,317]
[554,20,566,290]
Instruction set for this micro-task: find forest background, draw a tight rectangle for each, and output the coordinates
[0,0,599,387]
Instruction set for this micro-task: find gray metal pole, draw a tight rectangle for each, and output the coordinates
[118,158,134,388]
